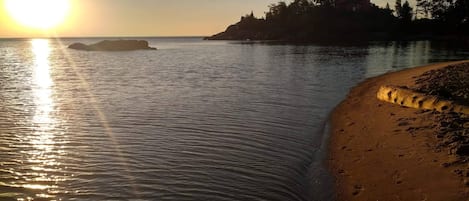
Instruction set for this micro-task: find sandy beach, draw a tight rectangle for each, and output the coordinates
[329,61,469,201]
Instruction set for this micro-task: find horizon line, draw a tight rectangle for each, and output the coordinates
[0,35,209,39]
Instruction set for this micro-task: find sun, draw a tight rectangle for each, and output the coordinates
[5,0,70,29]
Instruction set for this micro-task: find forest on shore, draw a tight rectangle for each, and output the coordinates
[206,0,469,42]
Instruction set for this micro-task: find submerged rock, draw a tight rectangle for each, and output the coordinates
[68,40,157,51]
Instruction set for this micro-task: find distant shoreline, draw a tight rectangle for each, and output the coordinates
[205,35,469,44]
[3,36,469,47]
[328,61,469,200]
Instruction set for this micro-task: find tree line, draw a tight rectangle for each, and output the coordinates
[207,0,469,41]
[417,0,468,24]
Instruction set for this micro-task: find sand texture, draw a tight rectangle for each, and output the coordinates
[329,60,469,201]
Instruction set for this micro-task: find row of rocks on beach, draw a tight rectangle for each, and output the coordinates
[408,64,469,182]
[412,64,469,158]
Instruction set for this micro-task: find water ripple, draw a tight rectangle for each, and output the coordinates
[1,38,468,200]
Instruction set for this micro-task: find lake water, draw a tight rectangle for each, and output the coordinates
[0,38,468,201]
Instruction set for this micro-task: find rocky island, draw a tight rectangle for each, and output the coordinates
[68,40,157,51]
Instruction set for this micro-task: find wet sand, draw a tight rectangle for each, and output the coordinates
[329,61,469,201]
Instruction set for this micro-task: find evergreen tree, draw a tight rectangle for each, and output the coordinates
[395,0,402,17]
[401,1,413,22]
[384,2,393,16]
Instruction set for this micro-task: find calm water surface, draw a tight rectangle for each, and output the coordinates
[0,38,468,200]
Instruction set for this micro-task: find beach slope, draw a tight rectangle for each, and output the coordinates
[329,61,469,201]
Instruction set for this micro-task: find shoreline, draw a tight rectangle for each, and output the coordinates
[328,60,469,200]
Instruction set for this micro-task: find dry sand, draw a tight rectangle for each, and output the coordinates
[329,60,469,201]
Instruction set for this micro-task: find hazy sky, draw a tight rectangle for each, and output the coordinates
[0,0,408,38]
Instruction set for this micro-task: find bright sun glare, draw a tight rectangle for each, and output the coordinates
[5,0,70,29]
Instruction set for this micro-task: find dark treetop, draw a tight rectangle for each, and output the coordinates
[206,0,469,42]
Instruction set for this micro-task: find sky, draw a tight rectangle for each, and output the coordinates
[0,0,409,38]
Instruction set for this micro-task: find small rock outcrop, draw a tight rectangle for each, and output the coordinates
[68,40,156,51]
[377,85,469,115]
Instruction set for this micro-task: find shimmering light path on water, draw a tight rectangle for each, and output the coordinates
[0,38,468,200]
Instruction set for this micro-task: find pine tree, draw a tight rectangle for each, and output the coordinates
[395,0,402,17]
[401,1,413,21]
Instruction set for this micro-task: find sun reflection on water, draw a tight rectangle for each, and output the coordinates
[21,39,63,199]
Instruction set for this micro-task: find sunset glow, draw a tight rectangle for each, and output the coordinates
[5,0,70,29]
[0,0,289,37]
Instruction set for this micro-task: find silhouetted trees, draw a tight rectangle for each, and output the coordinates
[259,0,397,41]
[416,0,469,31]
[393,0,413,32]
[401,1,413,21]
[394,0,413,21]
[207,0,469,41]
